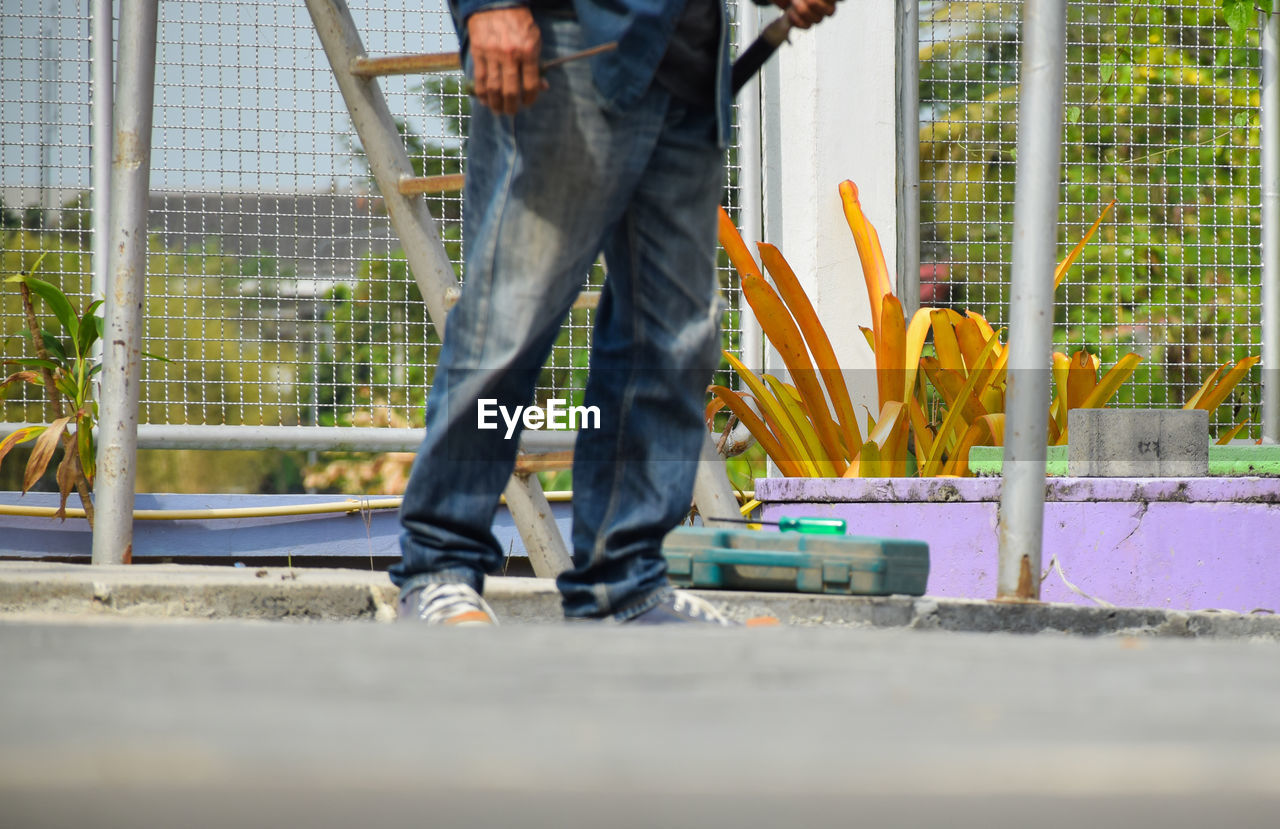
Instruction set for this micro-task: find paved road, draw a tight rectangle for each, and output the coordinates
[2,619,1278,828]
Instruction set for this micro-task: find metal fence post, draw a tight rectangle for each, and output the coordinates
[93,0,160,565]
[896,0,920,318]
[90,0,113,310]
[736,1,765,372]
[1262,10,1279,444]
[996,0,1068,600]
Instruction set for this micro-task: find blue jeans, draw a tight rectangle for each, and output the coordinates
[390,12,724,619]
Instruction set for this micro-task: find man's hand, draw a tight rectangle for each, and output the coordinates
[467,8,544,115]
[772,0,837,29]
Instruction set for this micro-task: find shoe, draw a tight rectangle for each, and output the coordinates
[398,582,499,626]
[621,589,738,626]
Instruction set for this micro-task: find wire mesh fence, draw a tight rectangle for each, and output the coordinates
[0,0,746,436]
[3,0,1265,447]
[920,0,1263,436]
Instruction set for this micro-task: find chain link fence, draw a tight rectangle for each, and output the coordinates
[1,0,745,437]
[920,0,1263,436]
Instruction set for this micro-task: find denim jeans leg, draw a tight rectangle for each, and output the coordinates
[391,14,660,597]
[557,99,725,619]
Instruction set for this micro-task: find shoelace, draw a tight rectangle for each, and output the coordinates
[671,590,732,625]
[412,584,497,625]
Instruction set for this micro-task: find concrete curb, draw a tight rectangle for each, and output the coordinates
[1,562,1277,638]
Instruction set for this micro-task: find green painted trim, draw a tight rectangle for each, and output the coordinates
[968,446,1066,477]
[1209,446,1280,476]
[968,445,1280,477]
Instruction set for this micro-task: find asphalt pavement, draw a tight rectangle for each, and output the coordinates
[2,618,1278,828]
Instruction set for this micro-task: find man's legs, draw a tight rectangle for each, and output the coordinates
[557,98,725,620]
[391,13,670,600]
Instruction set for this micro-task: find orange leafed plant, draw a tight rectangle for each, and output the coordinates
[711,182,1256,478]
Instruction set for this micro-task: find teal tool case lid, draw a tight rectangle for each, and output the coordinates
[660,526,930,596]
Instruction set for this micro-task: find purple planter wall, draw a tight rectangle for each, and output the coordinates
[755,477,1280,613]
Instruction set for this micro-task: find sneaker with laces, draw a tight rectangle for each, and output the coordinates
[621,589,739,626]
[398,582,499,626]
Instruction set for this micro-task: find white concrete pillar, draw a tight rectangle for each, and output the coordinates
[760,5,899,420]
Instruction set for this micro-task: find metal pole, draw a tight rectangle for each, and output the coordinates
[996,0,1068,600]
[736,1,765,372]
[90,0,114,308]
[94,0,159,565]
[895,0,920,318]
[1262,11,1280,444]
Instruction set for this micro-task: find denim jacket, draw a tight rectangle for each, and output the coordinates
[449,0,733,146]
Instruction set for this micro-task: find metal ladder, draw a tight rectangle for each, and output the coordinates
[304,0,742,578]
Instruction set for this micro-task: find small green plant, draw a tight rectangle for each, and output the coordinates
[0,252,99,525]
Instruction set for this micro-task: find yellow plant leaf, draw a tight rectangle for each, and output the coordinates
[877,294,907,406]
[903,308,933,406]
[922,334,1003,476]
[964,322,1004,400]
[839,180,893,343]
[954,316,990,373]
[990,342,1010,379]
[704,396,728,426]
[765,375,844,476]
[1183,364,1224,410]
[859,326,876,352]
[965,311,998,347]
[1078,352,1144,410]
[710,386,807,477]
[944,413,1006,477]
[1216,417,1251,445]
[880,402,912,476]
[920,356,953,403]
[721,352,814,470]
[1066,350,1099,411]
[740,273,848,467]
[866,401,904,448]
[908,396,935,461]
[716,206,763,280]
[1191,355,1261,414]
[24,416,70,494]
[852,440,883,478]
[0,425,44,470]
[1053,199,1117,290]
[980,386,1004,416]
[1049,350,1069,445]
[758,243,863,452]
[930,309,966,376]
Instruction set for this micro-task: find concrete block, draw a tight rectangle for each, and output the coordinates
[1068,408,1208,477]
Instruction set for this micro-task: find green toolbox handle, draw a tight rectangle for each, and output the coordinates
[716,516,848,534]
[775,517,847,534]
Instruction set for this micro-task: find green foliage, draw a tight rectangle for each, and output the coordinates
[921,0,1263,430]
[1223,0,1273,38]
[0,251,99,517]
[1,226,306,494]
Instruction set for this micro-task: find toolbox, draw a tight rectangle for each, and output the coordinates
[661,526,929,596]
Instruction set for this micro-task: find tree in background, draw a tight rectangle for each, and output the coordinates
[920,0,1262,429]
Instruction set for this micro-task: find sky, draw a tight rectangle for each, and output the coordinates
[1,0,460,203]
